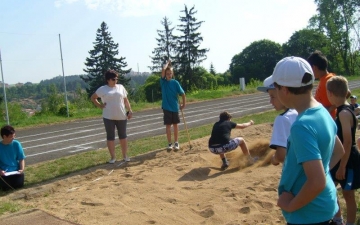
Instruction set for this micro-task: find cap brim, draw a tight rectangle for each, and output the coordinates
[257,86,274,93]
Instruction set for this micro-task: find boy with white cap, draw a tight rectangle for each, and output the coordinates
[272,56,344,225]
[257,76,297,165]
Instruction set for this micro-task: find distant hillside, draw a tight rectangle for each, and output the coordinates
[1,72,151,109]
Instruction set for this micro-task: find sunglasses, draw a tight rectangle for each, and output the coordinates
[111,78,118,81]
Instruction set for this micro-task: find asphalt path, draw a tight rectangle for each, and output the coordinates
[16,80,360,165]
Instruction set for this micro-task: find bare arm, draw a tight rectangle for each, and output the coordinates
[278,159,326,212]
[271,146,286,165]
[90,93,106,109]
[18,159,25,173]
[180,94,186,110]
[124,97,133,119]
[335,111,353,180]
[330,135,345,169]
[161,60,171,78]
[235,120,254,129]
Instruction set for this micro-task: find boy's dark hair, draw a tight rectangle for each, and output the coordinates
[307,50,328,71]
[275,73,313,95]
[104,69,119,81]
[1,125,15,138]
[219,111,232,121]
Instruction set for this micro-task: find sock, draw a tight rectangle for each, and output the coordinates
[221,158,227,164]
[332,216,343,225]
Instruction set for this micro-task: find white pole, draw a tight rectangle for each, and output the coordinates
[0,49,9,125]
[239,77,245,91]
[58,34,69,117]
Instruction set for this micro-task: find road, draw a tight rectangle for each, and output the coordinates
[16,80,360,165]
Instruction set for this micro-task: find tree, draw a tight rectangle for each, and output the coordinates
[309,0,360,75]
[176,5,209,91]
[229,40,282,84]
[209,62,216,75]
[82,22,131,97]
[282,29,331,60]
[149,17,177,73]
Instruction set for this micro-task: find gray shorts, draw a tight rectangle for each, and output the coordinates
[103,118,127,140]
[163,109,180,125]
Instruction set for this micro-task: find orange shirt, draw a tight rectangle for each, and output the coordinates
[315,73,336,118]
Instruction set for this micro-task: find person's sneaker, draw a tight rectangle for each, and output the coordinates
[221,160,229,170]
[174,142,180,150]
[248,156,259,165]
[108,158,116,164]
[124,157,130,162]
[167,143,173,150]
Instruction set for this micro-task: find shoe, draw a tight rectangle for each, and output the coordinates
[108,158,116,164]
[167,143,173,150]
[221,160,229,170]
[248,156,259,165]
[124,157,130,162]
[174,142,180,150]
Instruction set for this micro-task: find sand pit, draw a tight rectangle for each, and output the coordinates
[2,123,287,225]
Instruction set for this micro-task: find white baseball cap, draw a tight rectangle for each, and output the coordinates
[272,56,314,87]
[257,76,275,93]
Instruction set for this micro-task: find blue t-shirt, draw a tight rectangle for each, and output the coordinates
[0,140,26,172]
[278,105,338,224]
[160,78,185,112]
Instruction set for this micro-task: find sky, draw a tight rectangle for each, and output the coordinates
[0,0,318,85]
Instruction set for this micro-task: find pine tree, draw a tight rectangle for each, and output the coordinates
[149,17,177,73]
[176,5,209,91]
[209,62,216,75]
[82,22,131,97]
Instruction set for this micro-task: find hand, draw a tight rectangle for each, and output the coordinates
[180,104,185,110]
[0,170,5,176]
[335,166,346,180]
[127,111,133,120]
[100,102,106,109]
[277,191,295,212]
[249,120,254,125]
[271,154,280,166]
[18,169,24,174]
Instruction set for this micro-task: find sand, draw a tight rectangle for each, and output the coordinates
[3,123,287,225]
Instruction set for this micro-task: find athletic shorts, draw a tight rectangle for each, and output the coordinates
[103,118,127,140]
[208,138,241,154]
[330,146,360,190]
[163,109,180,125]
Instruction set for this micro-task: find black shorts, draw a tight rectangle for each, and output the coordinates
[0,173,24,191]
[330,145,360,190]
[163,109,180,125]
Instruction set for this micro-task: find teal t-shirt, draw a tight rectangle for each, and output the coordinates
[278,105,338,223]
[0,140,26,172]
[160,78,185,112]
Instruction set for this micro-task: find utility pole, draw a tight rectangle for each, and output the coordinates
[58,34,69,117]
[0,49,9,125]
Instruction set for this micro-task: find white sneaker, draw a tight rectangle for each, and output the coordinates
[167,143,173,150]
[174,142,180,150]
[108,158,116,164]
[124,157,130,162]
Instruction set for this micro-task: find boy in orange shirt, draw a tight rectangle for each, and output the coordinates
[307,50,337,119]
